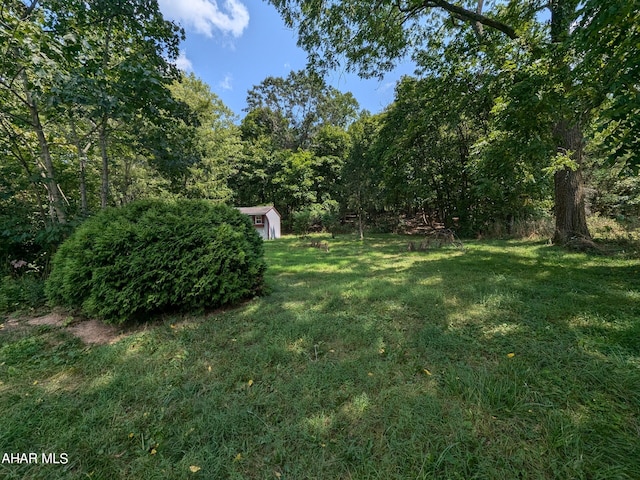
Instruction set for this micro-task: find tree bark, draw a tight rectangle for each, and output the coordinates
[552,120,591,243]
[471,0,485,40]
[22,75,67,224]
[68,116,90,215]
[98,19,113,209]
[0,118,50,224]
[8,0,66,224]
[549,0,592,244]
[99,117,110,209]
[404,0,517,39]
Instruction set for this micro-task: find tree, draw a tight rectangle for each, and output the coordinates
[344,112,384,239]
[1,0,201,273]
[273,150,319,215]
[311,124,351,203]
[575,0,640,170]
[245,70,358,150]
[1,0,185,222]
[234,72,358,226]
[232,112,288,208]
[266,0,611,244]
[168,73,242,201]
[48,0,184,209]
[375,74,485,228]
[0,0,69,224]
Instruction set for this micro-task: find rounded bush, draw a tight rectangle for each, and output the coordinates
[45,200,266,324]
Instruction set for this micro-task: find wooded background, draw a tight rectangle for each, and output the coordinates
[2,0,638,272]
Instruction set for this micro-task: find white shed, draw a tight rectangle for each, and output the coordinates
[237,206,281,240]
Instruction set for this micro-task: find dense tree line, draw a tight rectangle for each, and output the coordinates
[1,0,638,277]
[1,0,184,266]
[267,0,640,243]
[1,1,239,272]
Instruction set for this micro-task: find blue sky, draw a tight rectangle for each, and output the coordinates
[157,0,415,118]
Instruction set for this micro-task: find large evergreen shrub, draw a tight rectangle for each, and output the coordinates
[45,200,266,324]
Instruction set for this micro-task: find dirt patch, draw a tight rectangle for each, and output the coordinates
[27,313,66,327]
[68,320,124,345]
[4,313,126,345]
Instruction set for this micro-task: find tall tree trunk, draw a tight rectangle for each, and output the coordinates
[68,116,90,216]
[472,0,485,40]
[99,117,110,209]
[552,121,590,243]
[122,155,133,205]
[22,75,67,224]
[1,119,50,225]
[550,0,592,244]
[10,4,66,224]
[79,151,89,215]
[98,19,113,209]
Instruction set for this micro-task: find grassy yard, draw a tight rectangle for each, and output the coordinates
[1,235,639,479]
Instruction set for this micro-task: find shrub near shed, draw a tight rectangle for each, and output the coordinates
[45,200,266,324]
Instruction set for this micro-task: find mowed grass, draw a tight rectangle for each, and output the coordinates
[1,235,640,479]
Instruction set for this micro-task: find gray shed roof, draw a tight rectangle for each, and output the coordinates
[236,206,280,217]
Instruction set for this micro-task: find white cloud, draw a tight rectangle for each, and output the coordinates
[379,81,396,93]
[175,50,193,71]
[159,0,249,38]
[219,73,233,90]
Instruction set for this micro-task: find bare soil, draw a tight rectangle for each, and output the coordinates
[3,312,126,345]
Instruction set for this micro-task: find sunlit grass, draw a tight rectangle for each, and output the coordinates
[1,234,639,479]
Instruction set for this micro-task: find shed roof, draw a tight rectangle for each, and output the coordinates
[236,206,280,217]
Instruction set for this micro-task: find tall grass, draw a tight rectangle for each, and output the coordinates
[1,235,639,479]
[479,217,555,239]
[480,215,640,253]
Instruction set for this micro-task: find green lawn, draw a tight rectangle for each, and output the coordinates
[1,235,640,479]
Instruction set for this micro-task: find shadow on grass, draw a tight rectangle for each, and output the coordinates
[261,235,640,477]
[1,235,639,479]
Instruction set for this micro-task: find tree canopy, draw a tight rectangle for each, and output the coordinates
[1,0,638,276]
[265,0,638,244]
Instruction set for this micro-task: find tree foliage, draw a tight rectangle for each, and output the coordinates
[267,0,519,78]
[0,0,184,220]
[232,70,357,223]
[245,70,358,150]
[167,73,242,201]
[575,0,640,169]
[0,1,245,274]
[342,112,384,238]
[264,0,639,243]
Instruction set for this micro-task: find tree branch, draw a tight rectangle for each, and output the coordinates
[399,0,517,39]
[471,0,485,40]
